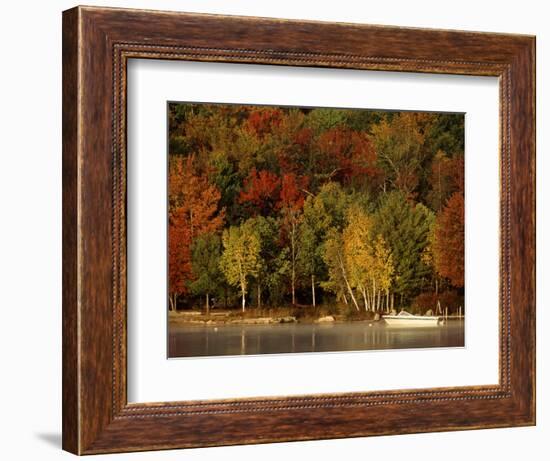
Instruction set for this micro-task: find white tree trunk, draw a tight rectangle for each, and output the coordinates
[338,255,359,311]
[241,281,246,312]
[311,274,316,307]
[371,278,377,311]
[360,286,369,311]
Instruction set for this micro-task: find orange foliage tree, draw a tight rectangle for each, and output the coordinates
[433,191,464,288]
[168,156,225,310]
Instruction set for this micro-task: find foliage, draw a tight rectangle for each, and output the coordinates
[168,157,224,308]
[426,152,464,212]
[239,168,280,216]
[321,228,358,308]
[167,102,464,311]
[342,207,394,311]
[371,113,426,197]
[219,224,261,311]
[434,192,465,287]
[189,233,223,311]
[374,191,434,301]
[243,216,289,307]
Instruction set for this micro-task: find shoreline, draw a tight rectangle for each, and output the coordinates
[168,310,380,327]
[168,310,465,327]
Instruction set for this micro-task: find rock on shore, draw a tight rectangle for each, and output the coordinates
[315,315,335,323]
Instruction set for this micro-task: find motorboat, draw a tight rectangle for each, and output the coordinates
[383,310,442,327]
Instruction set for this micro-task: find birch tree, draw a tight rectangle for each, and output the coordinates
[342,208,372,311]
[322,229,361,310]
[342,207,394,312]
[219,224,261,312]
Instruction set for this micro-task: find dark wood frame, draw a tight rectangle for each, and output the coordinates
[62,5,536,455]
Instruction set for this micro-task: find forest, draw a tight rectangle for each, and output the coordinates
[168,103,465,317]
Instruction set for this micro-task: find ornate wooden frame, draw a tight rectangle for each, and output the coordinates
[62,5,535,455]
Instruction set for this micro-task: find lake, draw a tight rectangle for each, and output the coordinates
[168,320,465,358]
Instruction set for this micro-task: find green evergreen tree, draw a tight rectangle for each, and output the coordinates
[374,191,434,305]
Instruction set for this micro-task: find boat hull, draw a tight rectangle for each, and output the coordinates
[383,316,441,327]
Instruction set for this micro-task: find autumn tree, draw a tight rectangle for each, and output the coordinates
[427,152,464,212]
[342,207,372,310]
[242,216,287,308]
[238,168,280,216]
[219,224,261,311]
[316,127,378,188]
[342,207,394,311]
[168,217,191,311]
[167,103,465,312]
[433,192,465,288]
[244,107,283,138]
[370,235,394,312]
[277,173,308,305]
[189,233,223,314]
[321,229,360,310]
[296,182,354,306]
[168,156,225,309]
[310,181,350,229]
[371,113,426,197]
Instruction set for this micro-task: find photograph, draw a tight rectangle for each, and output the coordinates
[0,0,541,457]
[167,102,465,357]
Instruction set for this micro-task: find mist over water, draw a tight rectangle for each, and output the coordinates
[169,320,465,358]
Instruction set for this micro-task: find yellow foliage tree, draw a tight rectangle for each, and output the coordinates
[219,224,261,312]
[342,207,394,312]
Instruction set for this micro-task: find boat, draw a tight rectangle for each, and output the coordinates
[383,310,442,327]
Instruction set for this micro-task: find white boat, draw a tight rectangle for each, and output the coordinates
[383,310,442,327]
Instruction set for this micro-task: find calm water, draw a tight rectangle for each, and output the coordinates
[168,320,465,358]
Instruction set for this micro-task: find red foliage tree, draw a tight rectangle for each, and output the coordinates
[244,108,283,138]
[238,168,281,215]
[348,131,378,180]
[277,127,315,174]
[168,157,225,309]
[293,127,314,149]
[433,191,464,288]
[277,173,309,212]
[316,127,378,185]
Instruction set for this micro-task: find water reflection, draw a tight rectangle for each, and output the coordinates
[169,320,465,358]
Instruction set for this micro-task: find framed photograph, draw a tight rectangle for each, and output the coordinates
[62,5,535,455]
